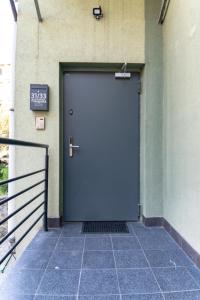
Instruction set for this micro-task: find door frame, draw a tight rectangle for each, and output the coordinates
[59,62,143,223]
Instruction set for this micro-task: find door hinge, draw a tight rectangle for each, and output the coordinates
[138,203,142,218]
[138,80,142,94]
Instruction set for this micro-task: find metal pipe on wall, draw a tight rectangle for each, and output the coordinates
[8,8,17,247]
[158,0,170,24]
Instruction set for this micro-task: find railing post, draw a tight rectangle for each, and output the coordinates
[44,148,49,231]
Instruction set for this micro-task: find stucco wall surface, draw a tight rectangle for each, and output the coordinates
[141,0,163,217]
[163,0,200,253]
[14,0,145,222]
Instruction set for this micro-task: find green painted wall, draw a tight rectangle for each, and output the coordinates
[141,0,163,217]
[163,0,200,253]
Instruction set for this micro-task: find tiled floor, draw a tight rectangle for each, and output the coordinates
[1,222,200,299]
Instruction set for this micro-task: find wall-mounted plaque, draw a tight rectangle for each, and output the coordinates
[30,84,49,111]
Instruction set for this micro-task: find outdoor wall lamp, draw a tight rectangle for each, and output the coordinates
[93,6,103,20]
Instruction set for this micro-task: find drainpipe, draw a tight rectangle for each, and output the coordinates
[8,12,17,249]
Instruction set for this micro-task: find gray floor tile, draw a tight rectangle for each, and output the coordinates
[110,234,135,237]
[79,269,119,295]
[138,234,179,251]
[122,294,163,300]
[126,223,136,235]
[56,237,84,251]
[153,267,199,292]
[112,237,141,250]
[61,233,85,237]
[79,296,120,300]
[85,237,112,250]
[35,296,76,300]
[0,292,34,300]
[85,234,109,237]
[62,223,82,236]
[27,236,58,251]
[132,226,151,236]
[114,250,148,268]
[15,250,51,269]
[83,251,115,269]
[131,222,145,229]
[1,269,44,295]
[48,250,82,269]
[187,266,200,287]
[36,229,62,238]
[63,222,82,230]
[164,291,200,299]
[37,269,80,296]
[145,249,193,267]
[134,227,165,237]
[2,223,200,300]
[117,268,160,294]
[135,228,174,247]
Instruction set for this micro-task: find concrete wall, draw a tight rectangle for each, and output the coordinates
[141,0,163,217]
[14,0,145,228]
[163,0,200,253]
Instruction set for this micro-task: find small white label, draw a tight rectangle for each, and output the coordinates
[115,72,131,79]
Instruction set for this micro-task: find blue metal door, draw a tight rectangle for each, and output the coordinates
[63,72,140,221]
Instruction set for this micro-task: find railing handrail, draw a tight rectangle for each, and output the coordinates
[0,137,49,268]
[0,137,49,149]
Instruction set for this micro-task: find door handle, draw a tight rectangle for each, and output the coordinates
[71,145,80,149]
[69,137,80,157]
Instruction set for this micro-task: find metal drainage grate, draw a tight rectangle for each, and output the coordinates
[82,221,129,233]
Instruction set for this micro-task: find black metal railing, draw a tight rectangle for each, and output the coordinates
[0,138,49,266]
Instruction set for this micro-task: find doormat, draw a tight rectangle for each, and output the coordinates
[82,221,129,233]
